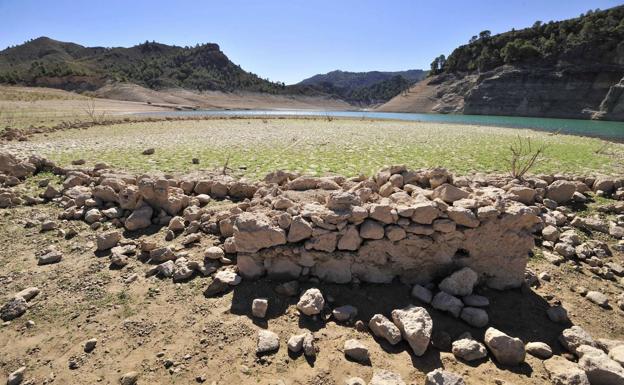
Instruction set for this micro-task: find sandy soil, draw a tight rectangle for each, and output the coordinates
[0,201,622,385]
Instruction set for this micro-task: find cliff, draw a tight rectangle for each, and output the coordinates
[379,6,624,121]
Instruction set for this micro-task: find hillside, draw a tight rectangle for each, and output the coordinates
[0,37,286,93]
[378,6,624,120]
[295,69,427,105]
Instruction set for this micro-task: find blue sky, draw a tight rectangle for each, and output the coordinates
[1,0,621,84]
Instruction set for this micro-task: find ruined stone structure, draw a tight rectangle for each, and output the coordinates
[4,151,622,290]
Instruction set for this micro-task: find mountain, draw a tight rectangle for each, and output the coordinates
[0,37,285,93]
[378,6,624,120]
[295,69,427,105]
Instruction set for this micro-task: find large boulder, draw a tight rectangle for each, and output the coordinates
[484,327,525,366]
[391,305,432,356]
[233,212,287,253]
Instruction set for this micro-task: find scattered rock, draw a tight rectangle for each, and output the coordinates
[344,339,369,363]
[462,294,489,307]
[297,288,324,316]
[560,326,596,355]
[484,327,526,366]
[120,371,139,385]
[252,298,268,318]
[7,366,25,385]
[333,305,358,322]
[391,305,432,356]
[287,333,305,353]
[303,332,316,357]
[369,314,402,345]
[577,344,624,385]
[547,305,569,324]
[586,291,610,308]
[369,370,406,385]
[205,246,225,260]
[256,329,280,354]
[452,338,488,361]
[526,342,553,359]
[96,230,121,251]
[84,338,98,353]
[425,369,465,385]
[1,297,28,321]
[37,248,62,265]
[544,356,590,385]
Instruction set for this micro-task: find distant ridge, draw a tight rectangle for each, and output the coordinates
[0,37,285,93]
[295,69,427,104]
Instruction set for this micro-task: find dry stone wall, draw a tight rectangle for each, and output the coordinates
[4,151,624,290]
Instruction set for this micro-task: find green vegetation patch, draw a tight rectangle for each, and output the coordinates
[26,118,624,179]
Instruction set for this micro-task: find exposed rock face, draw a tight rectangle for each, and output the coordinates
[378,65,624,121]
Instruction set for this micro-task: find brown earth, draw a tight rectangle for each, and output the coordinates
[0,201,623,385]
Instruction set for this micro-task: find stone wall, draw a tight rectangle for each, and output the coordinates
[6,151,624,290]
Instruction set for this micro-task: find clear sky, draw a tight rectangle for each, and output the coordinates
[1,0,621,84]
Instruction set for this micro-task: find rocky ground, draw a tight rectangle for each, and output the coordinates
[1,149,624,385]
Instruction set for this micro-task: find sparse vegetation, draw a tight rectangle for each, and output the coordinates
[15,118,623,178]
[505,135,548,180]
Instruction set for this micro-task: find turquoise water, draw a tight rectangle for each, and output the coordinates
[138,109,624,141]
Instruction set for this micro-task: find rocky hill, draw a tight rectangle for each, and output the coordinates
[296,69,427,105]
[379,6,624,120]
[0,37,286,93]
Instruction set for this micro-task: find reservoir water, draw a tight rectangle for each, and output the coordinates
[137,109,624,141]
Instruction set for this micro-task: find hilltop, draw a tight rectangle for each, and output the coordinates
[296,69,426,105]
[0,37,286,93]
[379,6,624,120]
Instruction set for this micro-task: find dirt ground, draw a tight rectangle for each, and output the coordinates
[0,203,622,385]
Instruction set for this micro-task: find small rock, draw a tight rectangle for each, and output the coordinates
[344,339,369,363]
[432,291,463,318]
[297,288,324,316]
[204,246,225,260]
[333,305,358,322]
[7,366,26,385]
[287,333,305,353]
[252,298,268,318]
[452,338,487,361]
[462,294,489,307]
[120,371,139,385]
[142,148,155,155]
[526,342,552,359]
[586,291,610,308]
[411,284,433,304]
[547,305,569,324]
[96,231,121,251]
[391,305,432,356]
[559,326,595,355]
[544,356,590,385]
[484,327,525,366]
[425,369,465,385]
[460,307,488,328]
[257,330,280,354]
[370,370,406,385]
[303,332,316,357]
[577,345,624,385]
[84,338,98,353]
[37,249,62,265]
[369,313,402,345]
[345,378,366,385]
[1,297,27,321]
